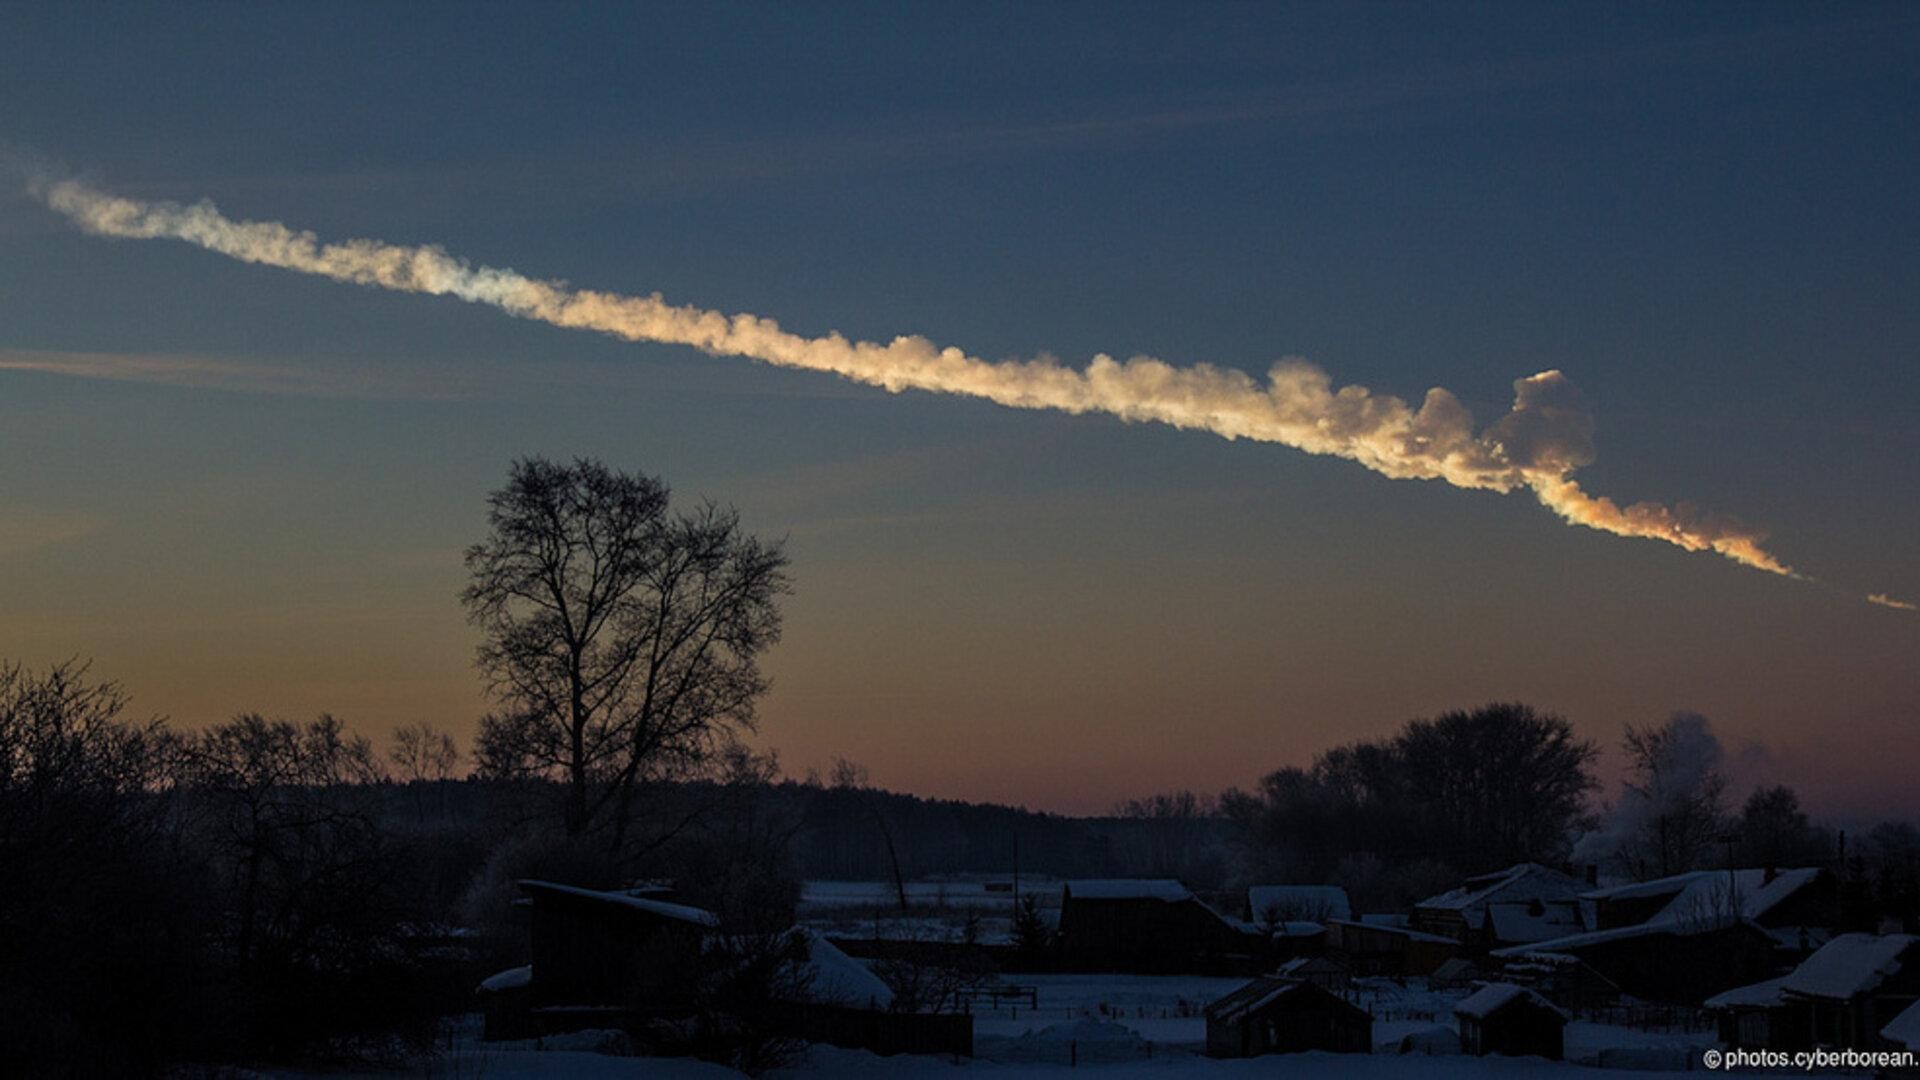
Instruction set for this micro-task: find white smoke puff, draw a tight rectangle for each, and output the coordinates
[1572,711,1729,871]
[33,178,1816,579]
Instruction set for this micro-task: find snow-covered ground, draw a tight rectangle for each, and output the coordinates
[251,972,1753,1077]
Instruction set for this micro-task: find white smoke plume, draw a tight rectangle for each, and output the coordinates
[1571,711,1731,874]
[30,178,1806,577]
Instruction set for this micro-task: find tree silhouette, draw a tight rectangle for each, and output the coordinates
[463,457,789,838]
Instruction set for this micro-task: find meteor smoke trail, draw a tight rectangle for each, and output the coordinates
[34,178,1804,578]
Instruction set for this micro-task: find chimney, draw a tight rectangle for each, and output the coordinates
[1584,864,1598,887]
[1764,865,1778,885]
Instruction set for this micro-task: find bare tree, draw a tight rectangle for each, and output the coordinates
[463,457,789,837]
[1620,712,1729,879]
[388,721,460,783]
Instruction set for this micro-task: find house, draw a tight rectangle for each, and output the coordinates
[1777,933,1920,1049]
[1204,976,1372,1057]
[1584,868,1831,940]
[1413,864,1587,949]
[1491,918,1779,1004]
[1703,932,1919,1050]
[1484,898,1585,948]
[1247,885,1352,927]
[1454,982,1568,1060]
[1323,918,1458,977]
[1484,869,1831,1004]
[520,879,717,1010]
[1056,880,1260,973]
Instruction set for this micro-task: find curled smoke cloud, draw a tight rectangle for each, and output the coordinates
[27,176,1881,588]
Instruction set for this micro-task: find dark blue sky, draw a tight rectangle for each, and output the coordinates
[2,3,1916,814]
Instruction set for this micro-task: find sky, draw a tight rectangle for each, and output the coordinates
[1,3,1916,818]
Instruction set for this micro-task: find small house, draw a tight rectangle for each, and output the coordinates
[518,879,718,1013]
[476,880,720,1039]
[1778,933,1920,1049]
[1454,982,1567,1060]
[1204,976,1371,1057]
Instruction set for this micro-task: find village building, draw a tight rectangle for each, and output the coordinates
[1323,918,1458,977]
[1491,918,1779,1004]
[476,880,720,1039]
[1584,868,1831,946]
[1412,864,1587,950]
[1703,932,1920,1051]
[1487,869,1832,1005]
[1454,982,1568,1060]
[1777,933,1918,1049]
[1203,976,1372,1057]
[1056,879,1260,973]
[519,879,718,1011]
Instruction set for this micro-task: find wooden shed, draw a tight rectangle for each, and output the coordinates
[1454,982,1567,1060]
[1204,976,1372,1058]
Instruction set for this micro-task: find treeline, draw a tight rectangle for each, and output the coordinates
[14,653,1920,1075]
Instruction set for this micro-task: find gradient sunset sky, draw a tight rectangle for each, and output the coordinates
[2,3,1915,817]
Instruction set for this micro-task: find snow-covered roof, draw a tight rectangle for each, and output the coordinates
[1883,998,1920,1051]
[1585,868,1822,928]
[1324,918,1458,945]
[1489,915,1770,958]
[1704,974,1792,1010]
[1454,982,1569,1021]
[519,879,721,928]
[1487,900,1585,944]
[800,879,1053,910]
[1272,920,1325,938]
[792,929,893,1009]
[1275,955,1346,976]
[1065,879,1192,902]
[1247,885,1352,923]
[1416,864,1584,928]
[1780,933,1918,1002]
[477,964,532,993]
[1204,976,1352,1022]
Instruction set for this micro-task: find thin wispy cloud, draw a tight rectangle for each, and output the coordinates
[1868,593,1917,612]
[0,348,411,399]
